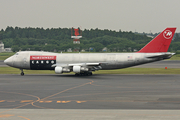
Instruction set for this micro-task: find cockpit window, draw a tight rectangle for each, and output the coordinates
[15,53,18,55]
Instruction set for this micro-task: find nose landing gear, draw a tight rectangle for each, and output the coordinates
[20,69,24,76]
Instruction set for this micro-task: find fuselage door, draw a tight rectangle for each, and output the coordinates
[23,57,27,66]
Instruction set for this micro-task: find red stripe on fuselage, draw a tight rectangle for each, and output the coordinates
[30,56,56,60]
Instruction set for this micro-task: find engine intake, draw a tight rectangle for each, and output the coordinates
[73,66,81,73]
[55,66,63,74]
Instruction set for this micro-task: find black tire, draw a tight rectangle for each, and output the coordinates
[75,73,79,76]
[90,72,92,76]
[21,72,24,76]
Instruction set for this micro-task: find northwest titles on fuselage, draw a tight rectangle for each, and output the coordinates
[30,56,56,70]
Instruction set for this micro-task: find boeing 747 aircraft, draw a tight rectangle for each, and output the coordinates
[4,28,176,76]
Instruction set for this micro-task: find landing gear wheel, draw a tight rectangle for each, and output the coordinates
[75,73,79,76]
[75,72,92,76]
[20,69,24,76]
[80,73,84,76]
[21,72,24,76]
[87,72,92,76]
[89,72,92,76]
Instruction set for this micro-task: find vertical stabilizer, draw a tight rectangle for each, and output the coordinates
[138,28,176,53]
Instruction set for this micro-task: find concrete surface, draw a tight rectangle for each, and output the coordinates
[0,74,180,119]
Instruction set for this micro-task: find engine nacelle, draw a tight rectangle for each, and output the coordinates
[73,66,81,73]
[73,66,89,73]
[55,66,63,74]
[62,68,71,73]
[80,67,89,71]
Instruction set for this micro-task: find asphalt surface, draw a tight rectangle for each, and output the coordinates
[0,60,6,67]
[1,74,180,109]
[1,74,180,120]
[0,75,180,120]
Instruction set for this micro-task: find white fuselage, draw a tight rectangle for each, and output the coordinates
[4,51,173,72]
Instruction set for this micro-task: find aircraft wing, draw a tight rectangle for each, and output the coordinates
[52,63,100,67]
[51,63,102,72]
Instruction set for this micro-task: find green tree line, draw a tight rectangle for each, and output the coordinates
[0,26,180,52]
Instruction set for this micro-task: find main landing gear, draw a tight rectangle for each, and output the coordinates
[20,69,24,76]
[75,72,93,76]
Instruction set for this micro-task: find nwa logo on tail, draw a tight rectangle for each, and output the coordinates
[138,28,176,53]
[163,30,172,39]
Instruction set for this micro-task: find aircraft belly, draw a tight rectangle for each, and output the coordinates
[100,62,124,70]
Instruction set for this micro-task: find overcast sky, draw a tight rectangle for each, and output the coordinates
[0,0,180,33]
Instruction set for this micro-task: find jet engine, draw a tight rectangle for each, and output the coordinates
[73,66,81,73]
[62,68,71,73]
[80,67,89,71]
[55,66,63,74]
[73,66,89,73]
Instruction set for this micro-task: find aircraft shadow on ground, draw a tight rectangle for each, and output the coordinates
[23,74,103,78]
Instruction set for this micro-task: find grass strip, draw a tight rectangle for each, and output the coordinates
[0,67,179,75]
[168,54,180,60]
[0,52,15,60]
[0,67,55,74]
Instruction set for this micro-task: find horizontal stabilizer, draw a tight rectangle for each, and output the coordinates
[145,53,175,59]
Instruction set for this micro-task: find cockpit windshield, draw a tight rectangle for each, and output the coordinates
[15,53,18,55]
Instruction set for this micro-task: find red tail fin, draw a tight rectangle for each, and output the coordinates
[137,28,176,53]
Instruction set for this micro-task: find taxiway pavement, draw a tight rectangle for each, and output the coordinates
[0,60,6,67]
[0,74,180,109]
[1,74,180,119]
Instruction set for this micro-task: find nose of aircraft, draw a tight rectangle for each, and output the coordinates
[4,56,13,66]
